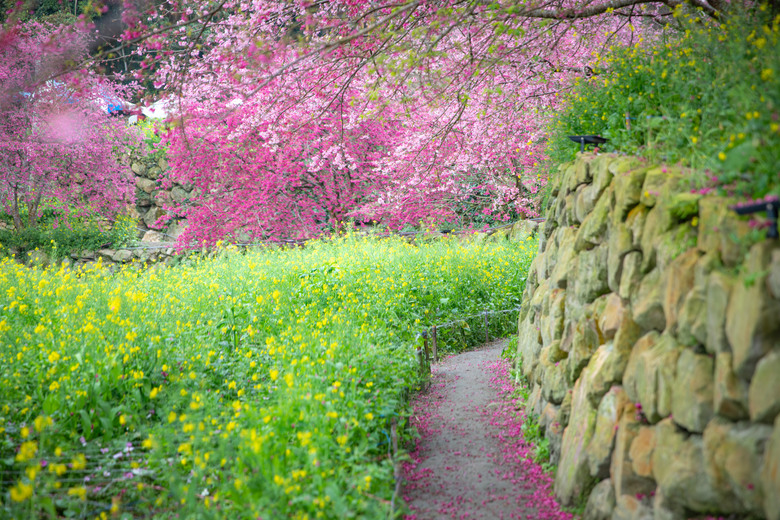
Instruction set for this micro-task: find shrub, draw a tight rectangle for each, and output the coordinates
[547,5,780,200]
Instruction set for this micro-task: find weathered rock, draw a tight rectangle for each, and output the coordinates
[575,244,610,304]
[567,316,602,385]
[632,268,666,332]
[706,271,734,354]
[583,479,615,520]
[626,204,648,246]
[138,249,160,263]
[610,407,656,498]
[623,331,659,403]
[577,188,612,252]
[576,153,594,185]
[583,342,625,408]
[719,212,753,268]
[611,160,650,219]
[530,278,548,312]
[589,294,610,329]
[591,155,616,195]
[697,196,727,255]
[97,248,116,261]
[143,207,167,229]
[525,383,545,418]
[652,419,722,513]
[25,250,50,268]
[141,230,167,243]
[651,489,686,520]
[526,255,541,297]
[549,392,572,466]
[703,417,772,515]
[555,373,598,506]
[587,385,630,478]
[547,339,568,364]
[761,415,780,520]
[147,166,162,179]
[152,190,168,206]
[676,287,707,347]
[509,219,539,243]
[671,349,714,433]
[555,195,569,227]
[566,192,579,226]
[564,289,587,341]
[606,221,633,292]
[714,352,749,421]
[539,402,560,434]
[556,390,573,430]
[585,315,640,405]
[611,494,653,520]
[639,167,681,208]
[628,425,656,479]
[135,177,157,194]
[135,190,152,207]
[654,225,698,273]
[518,314,542,381]
[726,244,780,378]
[598,293,627,341]
[696,196,753,267]
[661,248,701,334]
[769,248,780,300]
[541,288,566,345]
[131,161,147,176]
[639,203,673,272]
[749,350,780,424]
[638,167,666,208]
[550,228,578,289]
[574,184,593,225]
[693,253,719,294]
[111,249,134,263]
[171,186,189,203]
[540,221,556,252]
[541,228,561,277]
[632,334,681,423]
[541,356,568,405]
[618,251,643,301]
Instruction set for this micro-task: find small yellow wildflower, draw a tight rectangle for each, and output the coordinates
[10,481,33,502]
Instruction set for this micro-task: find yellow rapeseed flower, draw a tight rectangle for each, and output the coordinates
[67,486,87,501]
[9,481,33,502]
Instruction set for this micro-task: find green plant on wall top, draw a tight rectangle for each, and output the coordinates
[547,5,780,201]
[0,207,137,260]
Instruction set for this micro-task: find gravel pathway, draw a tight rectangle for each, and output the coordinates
[402,339,573,520]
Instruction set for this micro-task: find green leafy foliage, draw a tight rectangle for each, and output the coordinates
[548,6,780,200]
[0,209,137,260]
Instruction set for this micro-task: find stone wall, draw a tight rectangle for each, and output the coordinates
[127,152,192,239]
[516,153,780,520]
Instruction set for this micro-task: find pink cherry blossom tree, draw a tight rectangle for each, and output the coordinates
[0,23,134,231]
[139,0,680,243]
[1,0,738,244]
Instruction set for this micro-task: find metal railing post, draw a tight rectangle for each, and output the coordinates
[432,326,438,363]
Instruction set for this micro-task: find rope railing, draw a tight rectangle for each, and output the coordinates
[414,306,521,373]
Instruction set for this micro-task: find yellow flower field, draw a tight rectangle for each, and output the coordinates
[0,234,535,519]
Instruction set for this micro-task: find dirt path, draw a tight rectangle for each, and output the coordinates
[401,339,573,520]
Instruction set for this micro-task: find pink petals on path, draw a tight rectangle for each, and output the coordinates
[402,341,573,520]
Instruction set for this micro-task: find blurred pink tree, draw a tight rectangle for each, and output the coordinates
[0,23,134,230]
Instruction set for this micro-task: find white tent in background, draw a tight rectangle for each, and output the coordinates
[127,99,175,124]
